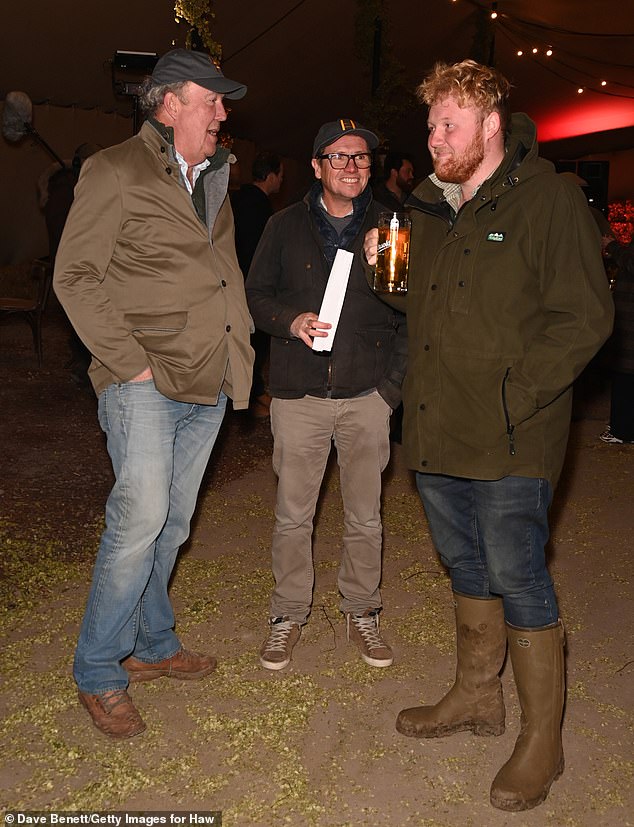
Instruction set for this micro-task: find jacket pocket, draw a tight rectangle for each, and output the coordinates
[124,311,189,361]
[441,351,508,451]
[124,311,188,333]
[351,327,396,391]
[269,335,326,395]
[501,367,515,456]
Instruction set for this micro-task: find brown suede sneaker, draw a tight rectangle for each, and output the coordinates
[78,689,146,738]
[259,617,301,670]
[346,609,393,667]
[123,648,217,682]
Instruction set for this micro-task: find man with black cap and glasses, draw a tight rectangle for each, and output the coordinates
[246,119,407,672]
[54,49,253,738]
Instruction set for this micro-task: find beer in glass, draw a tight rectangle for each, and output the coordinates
[373,211,410,294]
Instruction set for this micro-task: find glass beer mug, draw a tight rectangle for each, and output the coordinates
[373,211,410,294]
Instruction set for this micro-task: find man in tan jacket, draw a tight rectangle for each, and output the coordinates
[54,49,253,739]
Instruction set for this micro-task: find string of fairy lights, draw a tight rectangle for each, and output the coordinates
[454,0,634,99]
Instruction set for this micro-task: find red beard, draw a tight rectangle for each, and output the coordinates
[433,127,485,185]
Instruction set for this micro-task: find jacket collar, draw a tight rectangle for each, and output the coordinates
[305,181,373,265]
[140,119,232,228]
[305,181,372,220]
[143,117,231,172]
[406,112,538,220]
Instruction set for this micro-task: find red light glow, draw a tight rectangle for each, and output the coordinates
[535,98,634,142]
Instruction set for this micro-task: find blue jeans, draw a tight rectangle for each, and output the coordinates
[74,380,226,694]
[416,473,558,628]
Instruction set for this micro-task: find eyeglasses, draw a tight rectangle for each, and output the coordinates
[316,152,372,169]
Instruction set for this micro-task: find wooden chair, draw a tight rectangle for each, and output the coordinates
[0,257,54,367]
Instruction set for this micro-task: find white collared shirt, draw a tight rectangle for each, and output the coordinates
[174,150,211,194]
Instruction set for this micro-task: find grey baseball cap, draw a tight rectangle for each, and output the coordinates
[151,48,247,100]
[313,118,378,157]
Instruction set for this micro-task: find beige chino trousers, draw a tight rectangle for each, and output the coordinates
[269,392,391,623]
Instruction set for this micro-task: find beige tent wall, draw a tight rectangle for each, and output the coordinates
[3,100,628,268]
[1,102,308,266]
[1,102,134,265]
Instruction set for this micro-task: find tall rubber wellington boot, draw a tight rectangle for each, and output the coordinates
[396,593,506,738]
[490,621,566,811]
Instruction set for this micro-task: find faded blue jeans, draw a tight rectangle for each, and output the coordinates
[74,380,226,694]
[416,473,558,628]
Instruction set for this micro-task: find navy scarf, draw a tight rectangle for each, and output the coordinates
[307,182,372,267]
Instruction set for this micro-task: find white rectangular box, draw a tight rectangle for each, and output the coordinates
[312,249,354,352]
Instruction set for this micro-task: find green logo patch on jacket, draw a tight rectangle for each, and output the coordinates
[487,231,506,242]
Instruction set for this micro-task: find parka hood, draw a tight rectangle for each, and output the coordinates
[408,112,554,214]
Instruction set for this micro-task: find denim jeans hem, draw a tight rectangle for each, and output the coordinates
[452,589,500,602]
[506,617,561,632]
[132,645,181,665]
[76,680,129,695]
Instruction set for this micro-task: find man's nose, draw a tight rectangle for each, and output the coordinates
[216,100,227,121]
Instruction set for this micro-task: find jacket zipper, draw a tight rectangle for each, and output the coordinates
[502,367,516,456]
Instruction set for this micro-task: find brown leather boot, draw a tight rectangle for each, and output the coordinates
[78,689,146,738]
[396,593,506,738]
[490,621,565,811]
[123,647,217,682]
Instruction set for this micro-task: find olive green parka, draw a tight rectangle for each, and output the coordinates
[401,113,614,486]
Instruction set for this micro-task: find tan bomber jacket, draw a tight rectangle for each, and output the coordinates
[54,120,254,407]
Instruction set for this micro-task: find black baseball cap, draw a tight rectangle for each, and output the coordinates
[151,48,247,100]
[313,118,378,157]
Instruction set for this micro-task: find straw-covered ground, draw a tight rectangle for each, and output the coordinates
[1,301,632,826]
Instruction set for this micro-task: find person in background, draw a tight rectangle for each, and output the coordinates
[372,151,415,213]
[247,119,407,673]
[234,151,284,419]
[365,60,613,811]
[40,143,101,386]
[54,48,253,739]
[601,237,634,444]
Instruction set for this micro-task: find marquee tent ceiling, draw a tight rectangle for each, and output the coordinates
[3,0,634,167]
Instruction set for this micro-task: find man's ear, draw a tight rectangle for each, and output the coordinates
[484,111,501,141]
[311,158,322,180]
[163,91,180,121]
